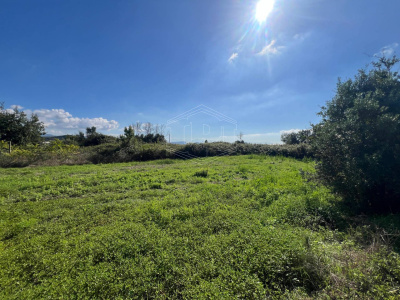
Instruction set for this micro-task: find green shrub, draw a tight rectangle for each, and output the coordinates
[312,56,400,213]
[194,169,208,177]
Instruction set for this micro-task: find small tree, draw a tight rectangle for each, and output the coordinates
[86,126,97,137]
[312,56,400,212]
[0,103,45,145]
[281,132,300,145]
[82,126,116,146]
[281,130,312,145]
[77,132,85,145]
[124,125,135,140]
[120,125,136,146]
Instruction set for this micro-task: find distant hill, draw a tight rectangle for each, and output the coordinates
[43,135,69,141]
[170,141,186,145]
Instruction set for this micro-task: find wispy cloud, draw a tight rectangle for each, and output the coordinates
[257,40,284,56]
[10,104,24,110]
[375,43,399,57]
[242,129,304,144]
[293,32,311,42]
[225,130,301,144]
[280,129,301,135]
[242,132,282,142]
[21,108,119,135]
[228,52,239,63]
[213,132,280,144]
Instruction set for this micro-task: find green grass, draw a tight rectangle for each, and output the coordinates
[1,155,399,299]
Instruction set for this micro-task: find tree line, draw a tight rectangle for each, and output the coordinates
[0,105,166,148]
[63,124,167,147]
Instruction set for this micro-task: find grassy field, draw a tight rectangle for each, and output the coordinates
[1,155,399,299]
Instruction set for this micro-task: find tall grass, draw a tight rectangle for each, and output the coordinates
[1,156,399,298]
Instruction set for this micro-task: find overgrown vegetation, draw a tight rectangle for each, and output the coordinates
[2,54,400,298]
[0,102,45,145]
[312,56,400,213]
[1,104,314,168]
[0,139,81,167]
[0,139,313,167]
[1,156,399,298]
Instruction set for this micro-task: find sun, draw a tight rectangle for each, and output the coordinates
[255,0,275,23]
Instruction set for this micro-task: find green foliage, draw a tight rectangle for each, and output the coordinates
[60,127,117,147]
[0,140,9,153]
[82,127,117,146]
[86,126,97,137]
[281,129,313,145]
[312,56,400,213]
[119,125,135,146]
[194,169,208,177]
[0,102,45,145]
[0,156,399,298]
[182,142,313,159]
[137,133,167,143]
[46,139,80,154]
[0,140,80,167]
[0,141,315,168]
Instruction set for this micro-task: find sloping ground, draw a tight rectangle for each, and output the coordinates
[0,155,399,299]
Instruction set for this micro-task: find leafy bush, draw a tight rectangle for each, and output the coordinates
[0,140,81,167]
[84,133,117,146]
[180,142,313,159]
[0,102,45,145]
[194,169,208,177]
[312,56,400,213]
[281,129,313,145]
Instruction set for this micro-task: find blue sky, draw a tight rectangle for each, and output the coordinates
[1,0,399,143]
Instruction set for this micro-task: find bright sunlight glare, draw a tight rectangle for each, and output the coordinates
[255,0,275,23]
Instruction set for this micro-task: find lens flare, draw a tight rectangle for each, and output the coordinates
[255,0,275,23]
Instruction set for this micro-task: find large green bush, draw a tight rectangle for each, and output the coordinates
[312,56,400,212]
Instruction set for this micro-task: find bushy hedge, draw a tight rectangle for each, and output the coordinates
[180,142,313,159]
[0,140,314,168]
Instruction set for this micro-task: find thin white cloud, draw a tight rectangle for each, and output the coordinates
[223,131,288,144]
[2,105,23,113]
[228,52,239,63]
[241,129,305,144]
[293,32,311,42]
[376,43,398,57]
[10,104,24,110]
[258,40,284,56]
[21,108,119,135]
[280,129,301,135]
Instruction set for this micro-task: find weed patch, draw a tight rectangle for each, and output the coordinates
[194,169,208,177]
